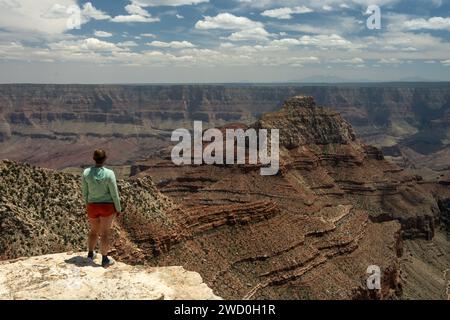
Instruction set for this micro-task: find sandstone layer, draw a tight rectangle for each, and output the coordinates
[130,96,447,299]
[0,84,449,174]
[1,95,448,300]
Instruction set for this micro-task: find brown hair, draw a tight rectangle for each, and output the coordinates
[93,149,107,165]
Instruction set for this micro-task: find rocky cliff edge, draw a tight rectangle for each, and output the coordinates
[0,252,221,300]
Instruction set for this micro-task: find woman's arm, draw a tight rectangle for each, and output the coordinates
[107,172,122,213]
[81,173,89,205]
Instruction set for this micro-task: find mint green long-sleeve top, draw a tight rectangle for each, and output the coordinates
[82,166,122,213]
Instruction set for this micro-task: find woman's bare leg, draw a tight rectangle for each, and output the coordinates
[99,214,115,256]
[88,218,101,252]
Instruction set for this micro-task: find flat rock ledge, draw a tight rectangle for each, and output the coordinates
[0,252,221,300]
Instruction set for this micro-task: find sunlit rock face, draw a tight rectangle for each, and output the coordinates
[0,252,221,300]
[130,96,442,299]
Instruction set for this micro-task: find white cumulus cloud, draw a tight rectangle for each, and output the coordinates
[195,13,263,30]
[227,27,271,41]
[261,6,313,20]
[132,0,209,6]
[82,2,111,21]
[117,41,139,47]
[94,30,113,38]
[195,12,271,42]
[49,38,124,52]
[402,17,450,31]
[141,33,157,38]
[112,3,159,23]
[148,40,196,48]
[0,0,110,35]
[298,34,359,49]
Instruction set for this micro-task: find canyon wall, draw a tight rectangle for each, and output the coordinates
[1,96,448,299]
[0,84,449,171]
[130,96,446,299]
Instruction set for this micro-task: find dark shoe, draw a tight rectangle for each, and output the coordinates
[101,256,115,268]
[87,251,97,261]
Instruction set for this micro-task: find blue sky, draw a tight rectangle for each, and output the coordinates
[0,0,449,83]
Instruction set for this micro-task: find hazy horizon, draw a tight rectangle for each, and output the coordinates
[2,80,450,85]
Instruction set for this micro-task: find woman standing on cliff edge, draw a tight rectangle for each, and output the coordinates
[81,149,121,268]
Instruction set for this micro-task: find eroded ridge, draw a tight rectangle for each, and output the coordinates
[1,96,447,300]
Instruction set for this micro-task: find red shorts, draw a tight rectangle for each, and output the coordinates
[87,203,116,219]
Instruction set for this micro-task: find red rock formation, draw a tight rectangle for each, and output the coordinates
[1,84,449,174]
[1,95,447,299]
[125,96,444,299]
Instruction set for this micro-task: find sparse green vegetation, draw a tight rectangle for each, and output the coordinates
[0,160,173,260]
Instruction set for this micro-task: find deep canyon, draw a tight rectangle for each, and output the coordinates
[1,83,449,176]
[0,84,449,299]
